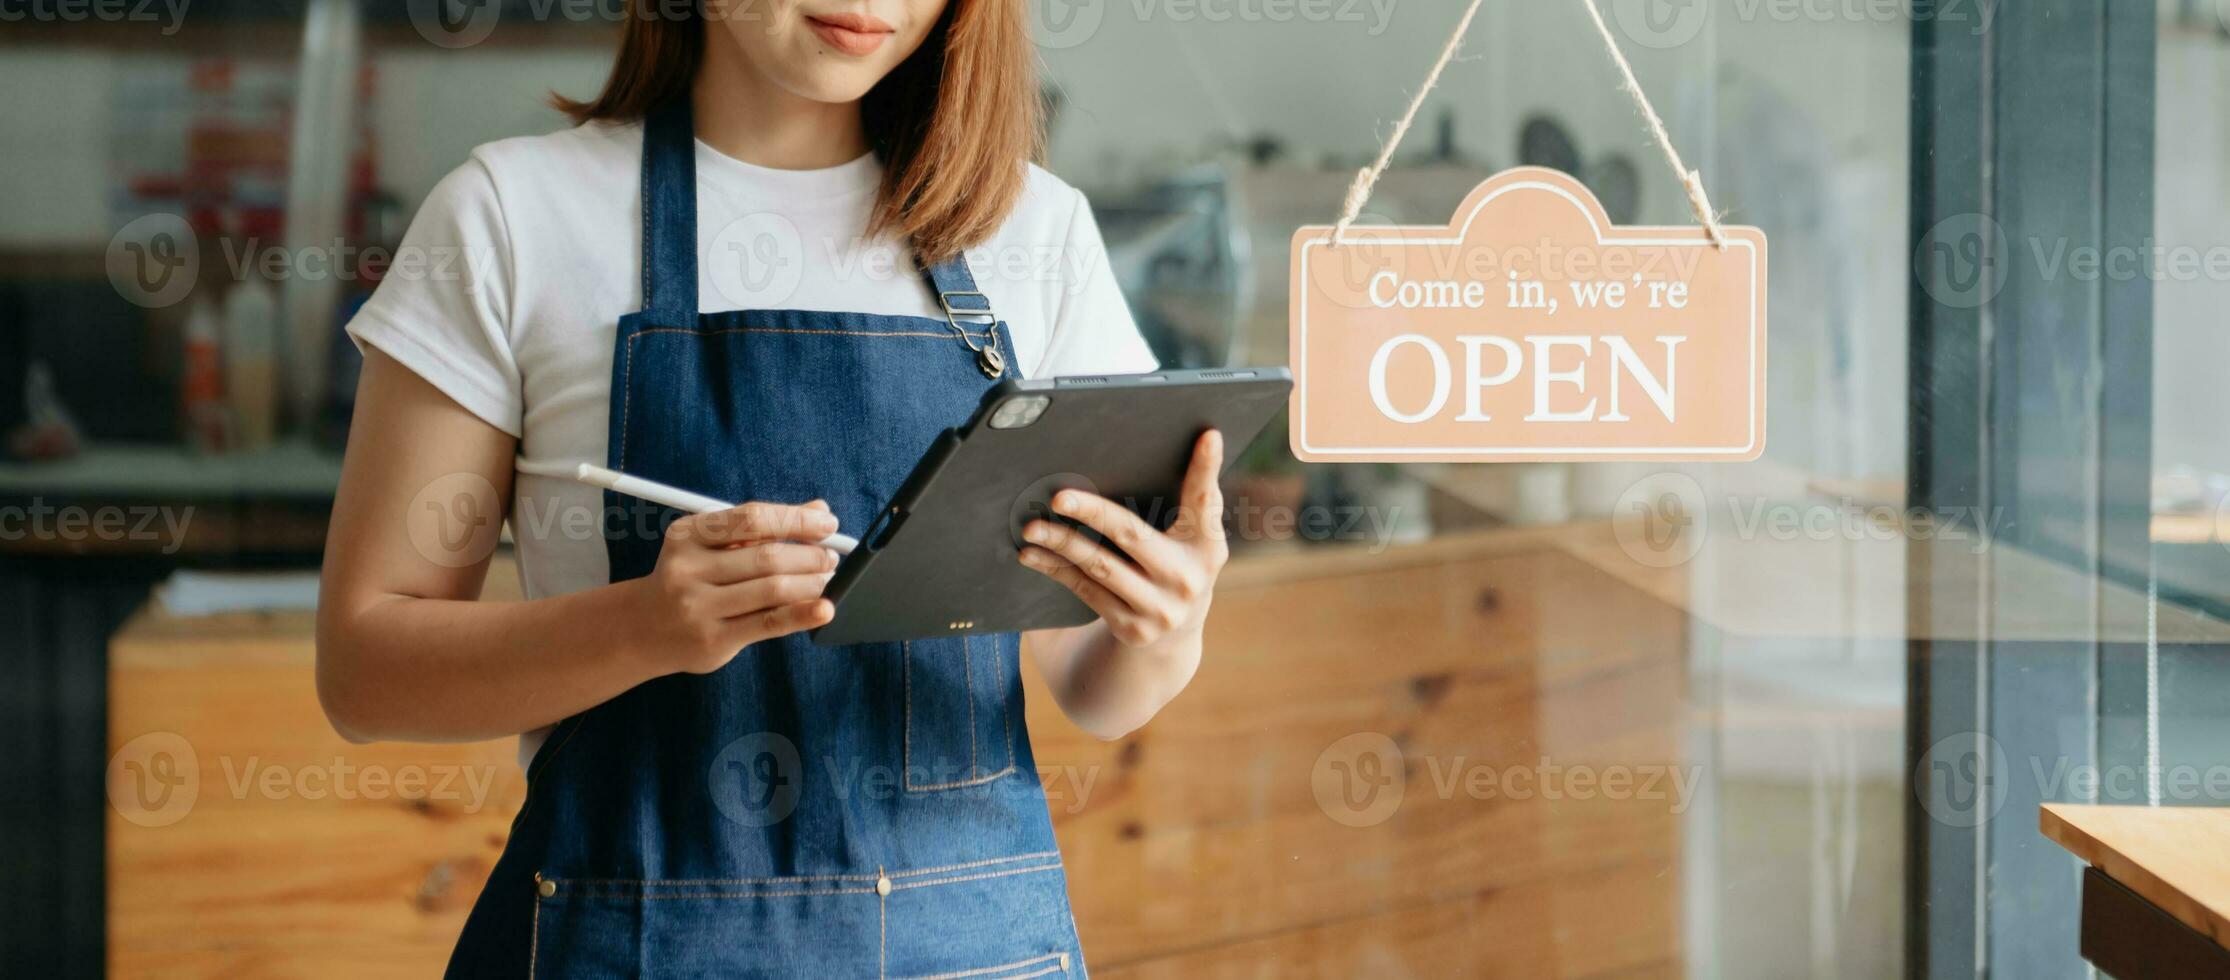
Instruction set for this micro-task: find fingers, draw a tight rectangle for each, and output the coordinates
[673,501,841,548]
[700,541,839,585]
[702,572,837,621]
[1171,430,1228,548]
[1016,545,1148,641]
[1020,521,1160,612]
[1048,490,1186,579]
[724,598,835,647]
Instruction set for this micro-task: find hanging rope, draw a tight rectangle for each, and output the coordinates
[1576,0,1727,247]
[1331,0,1486,245]
[1332,0,1727,249]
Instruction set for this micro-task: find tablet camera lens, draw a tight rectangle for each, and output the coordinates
[989,396,1051,429]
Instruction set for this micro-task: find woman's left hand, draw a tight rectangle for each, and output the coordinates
[1018,430,1228,649]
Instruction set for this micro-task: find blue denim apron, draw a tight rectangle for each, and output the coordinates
[444,100,1085,979]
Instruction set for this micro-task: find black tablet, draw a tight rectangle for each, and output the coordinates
[812,367,1293,645]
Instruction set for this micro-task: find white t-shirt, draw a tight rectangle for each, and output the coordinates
[348,120,1156,607]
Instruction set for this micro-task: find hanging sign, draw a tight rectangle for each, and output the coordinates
[1289,167,1767,463]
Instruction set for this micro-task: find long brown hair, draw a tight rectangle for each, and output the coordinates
[556,1,1042,263]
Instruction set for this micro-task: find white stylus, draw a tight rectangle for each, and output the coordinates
[516,459,858,555]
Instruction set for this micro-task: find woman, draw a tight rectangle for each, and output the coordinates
[316,2,1226,976]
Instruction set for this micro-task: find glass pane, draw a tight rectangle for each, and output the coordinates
[2149,0,2230,828]
[1051,3,1911,976]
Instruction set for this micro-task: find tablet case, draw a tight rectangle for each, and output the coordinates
[813,368,1293,645]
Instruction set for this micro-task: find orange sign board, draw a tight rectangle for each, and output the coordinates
[1289,168,1767,462]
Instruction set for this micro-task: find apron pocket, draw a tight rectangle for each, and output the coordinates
[529,855,1080,980]
[903,635,1016,792]
[530,874,884,980]
[880,853,1081,979]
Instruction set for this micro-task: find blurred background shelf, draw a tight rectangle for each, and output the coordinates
[0,441,342,500]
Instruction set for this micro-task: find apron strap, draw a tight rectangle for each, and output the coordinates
[923,253,996,331]
[641,98,699,323]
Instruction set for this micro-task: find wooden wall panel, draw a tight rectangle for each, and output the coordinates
[1027,543,1688,976]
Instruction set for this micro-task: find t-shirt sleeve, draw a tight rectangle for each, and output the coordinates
[346,158,525,436]
[1033,187,1159,378]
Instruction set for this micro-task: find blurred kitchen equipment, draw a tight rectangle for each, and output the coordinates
[7,362,85,462]
[1519,115,1584,175]
[1587,153,1644,224]
[1093,166,1254,369]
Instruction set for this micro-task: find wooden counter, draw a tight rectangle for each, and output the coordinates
[109,528,1691,978]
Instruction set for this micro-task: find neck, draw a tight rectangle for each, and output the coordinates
[691,44,867,169]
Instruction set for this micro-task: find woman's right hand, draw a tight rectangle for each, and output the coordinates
[631,501,842,675]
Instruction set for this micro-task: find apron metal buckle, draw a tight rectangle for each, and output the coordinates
[938,290,996,325]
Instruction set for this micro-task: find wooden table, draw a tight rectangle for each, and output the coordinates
[2041,804,2230,979]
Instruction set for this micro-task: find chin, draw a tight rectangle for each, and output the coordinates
[766,63,891,106]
